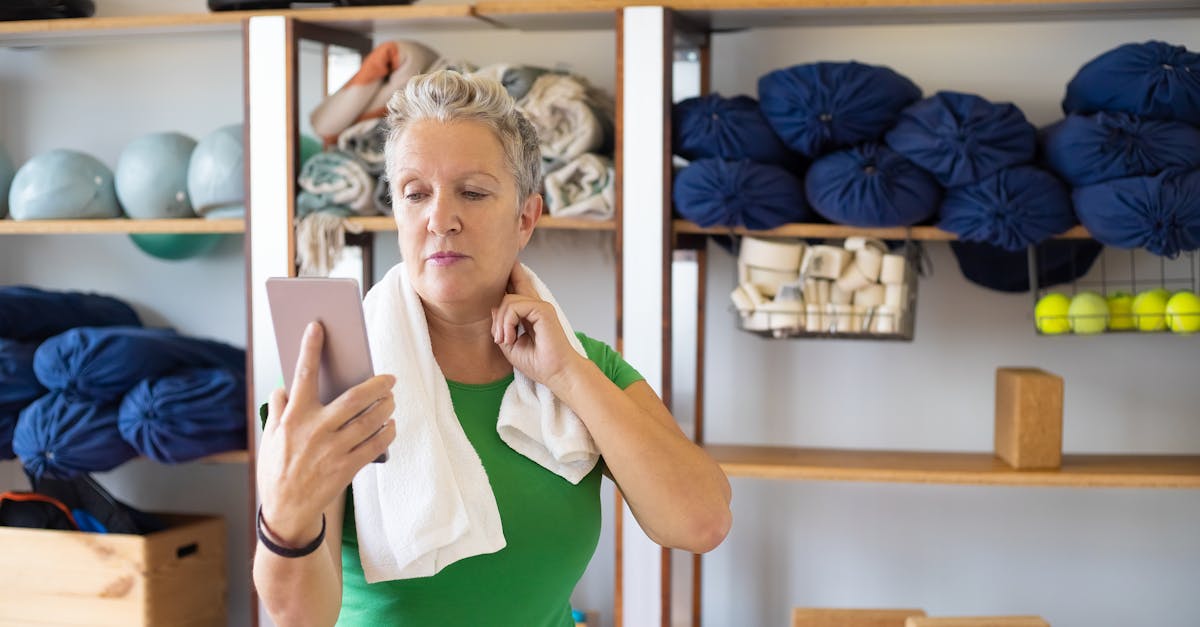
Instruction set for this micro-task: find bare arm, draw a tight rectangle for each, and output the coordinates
[253,322,396,626]
[493,265,731,554]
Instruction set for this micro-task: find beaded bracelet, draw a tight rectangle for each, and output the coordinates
[256,505,326,558]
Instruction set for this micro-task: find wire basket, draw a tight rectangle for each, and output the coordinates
[734,240,924,341]
[1031,245,1200,336]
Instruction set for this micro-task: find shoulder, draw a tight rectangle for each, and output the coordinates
[574,332,644,390]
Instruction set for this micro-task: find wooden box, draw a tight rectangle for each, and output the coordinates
[0,514,226,627]
[793,607,927,626]
[995,367,1063,469]
[906,617,1049,627]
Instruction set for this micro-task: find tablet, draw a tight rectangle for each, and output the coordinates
[266,277,387,463]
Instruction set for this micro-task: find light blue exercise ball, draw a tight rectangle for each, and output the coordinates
[9,149,122,220]
[115,132,197,219]
[0,146,14,219]
[188,124,244,219]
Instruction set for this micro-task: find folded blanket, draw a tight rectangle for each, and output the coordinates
[472,63,551,103]
[310,40,439,142]
[118,368,247,464]
[544,153,615,220]
[33,327,245,403]
[295,211,367,277]
[0,286,140,342]
[518,73,608,174]
[13,393,136,480]
[353,262,595,583]
[337,119,388,175]
[297,151,377,217]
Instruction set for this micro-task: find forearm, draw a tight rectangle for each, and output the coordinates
[252,514,343,627]
[554,359,732,553]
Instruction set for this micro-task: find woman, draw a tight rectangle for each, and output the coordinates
[254,70,731,627]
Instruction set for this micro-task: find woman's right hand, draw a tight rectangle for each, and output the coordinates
[257,321,396,546]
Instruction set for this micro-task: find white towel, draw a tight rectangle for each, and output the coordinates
[354,262,598,583]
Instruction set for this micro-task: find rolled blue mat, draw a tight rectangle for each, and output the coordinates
[119,368,247,464]
[0,286,141,342]
[673,93,796,167]
[1040,112,1200,187]
[938,165,1075,252]
[33,326,245,403]
[1073,168,1200,258]
[1063,40,1200,125]
[13,393,137,480]
[805,142,942,228]
[672,158,812,230]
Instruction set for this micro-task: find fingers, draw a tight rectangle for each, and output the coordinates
[266,387,287,433]
[289,321,324,405]
[492,295,540,346]
[349,418,396,468]
[326,374,395,428]
[334,392,395,449]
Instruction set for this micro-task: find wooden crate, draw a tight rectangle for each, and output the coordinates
[906,617,1049,627]
[793,607,927,626]
[995,367,1063,469]
[0,514,226,627]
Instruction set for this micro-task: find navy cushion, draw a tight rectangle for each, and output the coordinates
[0,286,140,342]
[1073,168,1200,258]
[672,94,796,167]
[758,61,921,158]
[118,368,247,464]
[33,327,245,403]
[938,166,1076,252]
[1063,41,1200,125]
[673,158,813,229]
[886,91,1037,188]
[950,239,1105,293]
[13,393,137,480]
[1040,112,1200,187]
[805,143,942,228]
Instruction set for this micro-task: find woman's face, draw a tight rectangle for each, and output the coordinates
[391,119,540,312]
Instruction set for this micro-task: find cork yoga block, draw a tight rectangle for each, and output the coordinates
[793,608,927,627]
[995,367,1063,469]
[906,617,1050,627]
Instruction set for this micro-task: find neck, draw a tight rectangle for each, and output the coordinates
[422,296,512,384]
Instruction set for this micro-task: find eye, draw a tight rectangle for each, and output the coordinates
[462,190,489,201]
[403,191,428,202]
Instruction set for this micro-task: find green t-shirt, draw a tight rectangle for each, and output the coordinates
[336,333,643,627]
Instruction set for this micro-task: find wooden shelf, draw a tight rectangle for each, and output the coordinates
[194,450,250,464]
[349,215,616,232]
[0,218,244,235]
[662,0,1200,29]
[0,5,480,46]
[674,220,1092,242]
[475,1,625,29]
[706,444,1200,488]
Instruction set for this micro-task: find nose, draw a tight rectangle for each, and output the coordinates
[427,190,461,236]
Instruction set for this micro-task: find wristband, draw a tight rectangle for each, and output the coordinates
[257,505,325,558]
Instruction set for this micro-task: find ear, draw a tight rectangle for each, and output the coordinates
[517,193,543,250]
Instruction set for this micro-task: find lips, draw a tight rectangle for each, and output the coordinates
[427,251,467,266]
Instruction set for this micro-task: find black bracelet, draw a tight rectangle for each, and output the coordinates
[256,505,325,558]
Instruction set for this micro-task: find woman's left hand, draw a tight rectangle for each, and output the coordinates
[492,263,585,390]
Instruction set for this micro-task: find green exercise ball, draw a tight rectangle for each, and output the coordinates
[300,134,322,168]
[128,233,223,260]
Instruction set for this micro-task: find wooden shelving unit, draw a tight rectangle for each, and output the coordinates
[0,218,244,235]
[707,444,1200,489]
[674,220,1093,242]
[348,214,616,232]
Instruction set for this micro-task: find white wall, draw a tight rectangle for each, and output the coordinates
[689,17,1200,627]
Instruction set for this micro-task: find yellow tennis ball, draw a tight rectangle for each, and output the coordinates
[1034,292,1071,335]
[1132,288,1171,332]
[1069,291,1108,334]
[1166,291,1200,334]
[1106,292,1135,331]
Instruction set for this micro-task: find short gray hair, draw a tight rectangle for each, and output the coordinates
[384,70,542,204]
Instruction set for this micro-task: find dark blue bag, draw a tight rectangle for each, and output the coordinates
[673,94,796,167]
[118,368,247,464]
[757,61,921,158]
[938,166,1076,252]
[804,143,942,228]
[1063,41,1200,126]
[33,327,246,403]
[950,239,1105,293]
[885,91,1037,188]
[1073,168,1200,258]
[673,158,812,229]
[0,286,140,342]
[1040,112,1200,187]
[13,393,136,480]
